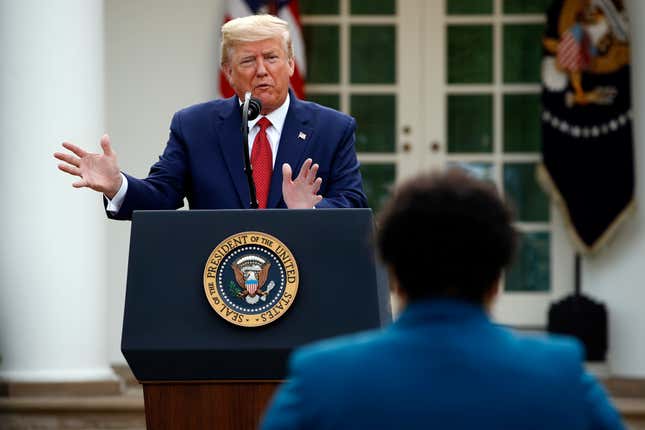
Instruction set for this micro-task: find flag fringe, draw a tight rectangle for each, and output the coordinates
[536,163,636,255]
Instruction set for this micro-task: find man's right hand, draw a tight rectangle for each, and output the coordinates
[54,134,123,199]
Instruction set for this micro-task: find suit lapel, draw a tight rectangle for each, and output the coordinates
[267,96,314,208]
[212,96,249,208]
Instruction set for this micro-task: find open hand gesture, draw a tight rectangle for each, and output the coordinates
[282,158,323,209]
[54,134,122,199]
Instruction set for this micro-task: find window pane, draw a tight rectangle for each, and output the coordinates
[503,163,550,222]
[447,162,495,183]
[503,0,550,14]
[447,95,493,153]
[360,164,395,213]
[300,0,339,14]
[351,0,395,15]
[504,94,541,152]
[300,0,339,15]
[350,25,396,84]
[447,0,493,15]
[351,95,396,153]
[447,25,493,84]
[505,232,550,292]
[303,25,340,84]
[307,93,340,110]
[503,24,544,83]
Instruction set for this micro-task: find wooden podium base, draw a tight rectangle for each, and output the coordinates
[142,381,280,430]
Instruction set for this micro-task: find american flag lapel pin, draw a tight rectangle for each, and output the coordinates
[298,131,307,140]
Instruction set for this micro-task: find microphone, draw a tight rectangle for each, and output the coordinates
[243,92,262,121]
[247,97,262,121]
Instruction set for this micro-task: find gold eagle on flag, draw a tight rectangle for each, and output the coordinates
[542,0,629,107]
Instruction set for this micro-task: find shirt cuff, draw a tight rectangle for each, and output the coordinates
[105,173,128,213]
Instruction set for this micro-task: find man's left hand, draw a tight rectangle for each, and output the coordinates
[282,158,323,209]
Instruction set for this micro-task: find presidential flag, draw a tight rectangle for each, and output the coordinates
[539,0,634,254]
[219,0,306,99]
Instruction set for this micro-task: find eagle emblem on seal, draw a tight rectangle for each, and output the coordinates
[232,255,275,304]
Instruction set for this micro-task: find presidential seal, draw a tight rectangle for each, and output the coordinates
[203,231,299,327]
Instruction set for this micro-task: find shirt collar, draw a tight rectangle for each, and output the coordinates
[244,93,290,134]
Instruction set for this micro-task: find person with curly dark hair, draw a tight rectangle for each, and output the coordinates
[262,169,624,430]
[377,169,516,307]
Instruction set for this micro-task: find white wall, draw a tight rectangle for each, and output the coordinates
[105,0,223,364]
[582,0,645,378]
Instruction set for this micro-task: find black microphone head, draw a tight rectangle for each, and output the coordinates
[247,97,262,121]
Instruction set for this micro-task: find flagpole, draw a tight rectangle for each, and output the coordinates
[574,253,581,296]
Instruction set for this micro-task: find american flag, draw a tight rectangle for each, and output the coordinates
[219,0,306,99]
[556,24,592,72]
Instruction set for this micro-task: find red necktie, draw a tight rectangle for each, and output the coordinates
[251,117,273,208]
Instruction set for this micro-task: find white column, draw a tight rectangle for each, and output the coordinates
[0,0,114,382]
[583,0,645,378]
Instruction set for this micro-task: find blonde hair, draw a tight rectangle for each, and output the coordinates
[220,14,293,66]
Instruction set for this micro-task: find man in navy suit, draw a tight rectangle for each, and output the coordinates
[261,170,624,430]
[55,15,366,217]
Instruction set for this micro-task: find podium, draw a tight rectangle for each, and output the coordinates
[121,209,390,429]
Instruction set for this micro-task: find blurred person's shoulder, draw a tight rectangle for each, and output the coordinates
[290,327,389,372]
[515,330,584,361]
[502,327,586,376]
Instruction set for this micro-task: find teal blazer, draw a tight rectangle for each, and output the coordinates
[262,299,624,430]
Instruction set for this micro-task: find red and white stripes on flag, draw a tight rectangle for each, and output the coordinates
[219,0,306,99]
[556,27,592,72]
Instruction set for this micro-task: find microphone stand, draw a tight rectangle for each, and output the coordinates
[242,92,259,209]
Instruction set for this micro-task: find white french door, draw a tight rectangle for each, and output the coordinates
[301,0,575,327]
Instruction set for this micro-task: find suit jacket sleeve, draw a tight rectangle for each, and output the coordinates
[315,115,367,209]
[553,337,625,430]
[105,112,189,220]
[582,371,625,430]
